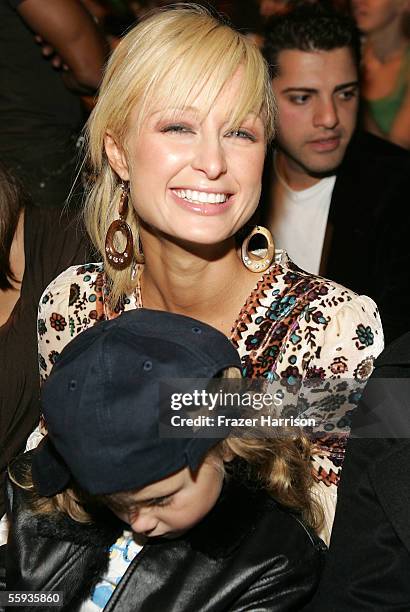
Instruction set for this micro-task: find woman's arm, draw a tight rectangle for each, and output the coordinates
[300,293,384,540]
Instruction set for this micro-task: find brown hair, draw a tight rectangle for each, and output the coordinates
[0,164,29,291]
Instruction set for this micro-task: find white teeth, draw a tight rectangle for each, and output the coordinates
[173,189,229,204]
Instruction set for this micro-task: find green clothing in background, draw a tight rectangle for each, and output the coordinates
[366,45,410,134]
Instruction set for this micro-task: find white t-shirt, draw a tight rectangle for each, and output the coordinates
[269,156,336,275]
[79,531,143,611]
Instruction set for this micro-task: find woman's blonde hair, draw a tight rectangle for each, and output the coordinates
[84,3,276,308]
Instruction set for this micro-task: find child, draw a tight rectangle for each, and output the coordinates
[6,309,325,611]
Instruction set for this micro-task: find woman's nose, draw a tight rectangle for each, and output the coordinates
[191,134,227,180]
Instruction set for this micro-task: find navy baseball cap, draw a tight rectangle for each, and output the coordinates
[32,309,241,497]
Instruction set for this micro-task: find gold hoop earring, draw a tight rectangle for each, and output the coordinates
[241,226,275,273]
[105,182,134,270]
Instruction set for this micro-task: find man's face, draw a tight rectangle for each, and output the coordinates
[272,48,359,185]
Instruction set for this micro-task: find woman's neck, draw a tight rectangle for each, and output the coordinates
[368,19,407,63]
[139,230,258,336]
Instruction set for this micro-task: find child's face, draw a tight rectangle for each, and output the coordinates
[105,456,224,538]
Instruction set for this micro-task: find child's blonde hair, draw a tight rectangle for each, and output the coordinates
[11,367,322,532]
[11,433,321,531]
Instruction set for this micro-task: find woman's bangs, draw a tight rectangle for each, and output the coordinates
[133,34,269,137]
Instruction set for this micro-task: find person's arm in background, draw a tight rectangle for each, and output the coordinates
[16,0,107,95]
[389,84,410,149]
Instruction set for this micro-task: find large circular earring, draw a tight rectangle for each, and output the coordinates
[105,182,134,270]
[241,226,275,273]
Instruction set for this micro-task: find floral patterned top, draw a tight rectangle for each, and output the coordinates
[37,251,384,543]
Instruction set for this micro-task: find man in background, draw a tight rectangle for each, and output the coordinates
[261,4,410,344]
[0,0,107,209]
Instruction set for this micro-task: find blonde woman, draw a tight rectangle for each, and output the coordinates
[36,4,384,542]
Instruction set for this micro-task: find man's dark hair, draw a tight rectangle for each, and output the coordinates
[264,3,361,78]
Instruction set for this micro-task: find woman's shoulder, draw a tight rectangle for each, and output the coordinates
[38,262,143,381]
[37,262,104,381]
[41,261,105,287]
[237,249,382,339]
[38,261,105,329]
[265,250,376,306]
[233,250,384,381]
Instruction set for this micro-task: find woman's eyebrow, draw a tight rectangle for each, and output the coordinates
[149,106,200,118]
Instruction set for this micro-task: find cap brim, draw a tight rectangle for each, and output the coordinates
[31,437,71,497]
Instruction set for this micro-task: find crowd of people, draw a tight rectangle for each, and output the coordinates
[1,0,410,610]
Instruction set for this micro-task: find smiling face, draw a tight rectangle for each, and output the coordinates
[351,0,404,34]
[104,68,266,247]
[272,48,359,188]
[105,458,224,538]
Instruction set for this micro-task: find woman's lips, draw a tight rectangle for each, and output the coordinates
[170,189,233,216]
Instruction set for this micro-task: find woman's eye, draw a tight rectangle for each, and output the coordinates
[160,124,192,134]
[226,129,256,141]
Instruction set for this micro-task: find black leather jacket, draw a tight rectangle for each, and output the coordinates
[6,454,325,612]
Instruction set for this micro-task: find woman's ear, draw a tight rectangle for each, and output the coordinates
[104,132,130,181]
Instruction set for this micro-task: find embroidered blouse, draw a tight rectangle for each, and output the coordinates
[37,251,384,543]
